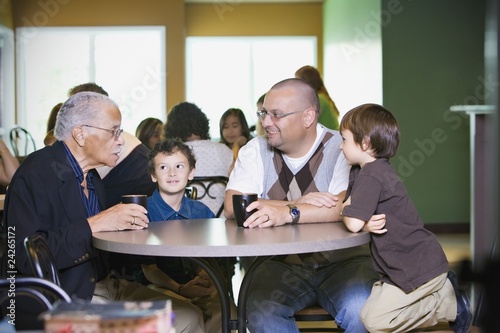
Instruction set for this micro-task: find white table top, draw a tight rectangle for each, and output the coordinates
[92,218,370,257]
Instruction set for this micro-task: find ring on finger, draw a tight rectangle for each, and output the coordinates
[264,214,270,222]
[131,217,136,225]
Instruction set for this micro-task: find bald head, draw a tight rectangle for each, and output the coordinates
[269,78,320,116]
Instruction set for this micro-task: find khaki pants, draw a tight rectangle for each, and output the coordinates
[360,272,457,333]
[93,273,205,333]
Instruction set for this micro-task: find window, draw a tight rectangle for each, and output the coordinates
[0,25,15,136]
[186,37,317,139]
[16,26,166,149]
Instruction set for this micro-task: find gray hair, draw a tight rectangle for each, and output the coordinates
[54,92,119,140]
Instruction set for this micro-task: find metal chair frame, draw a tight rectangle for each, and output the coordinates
[24,233,61,285]
[187,176,229,218]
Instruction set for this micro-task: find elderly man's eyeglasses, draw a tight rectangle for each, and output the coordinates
[256,109,306,121]
[82,124,123,140]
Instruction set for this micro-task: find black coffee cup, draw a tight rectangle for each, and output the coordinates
[232,193,258,228]
[121,194,148,209]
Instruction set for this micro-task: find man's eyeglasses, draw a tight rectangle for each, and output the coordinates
[82,124,123,140]
[256,109,306,121]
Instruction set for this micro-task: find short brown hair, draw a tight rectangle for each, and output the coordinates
[340,103,400,158]
[148,138,196,176]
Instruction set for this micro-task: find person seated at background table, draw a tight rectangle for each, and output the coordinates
[253,93,266,137]
[5,92,203,332]
[0,139,20,188]
[140,138,232,333]
[219,108,252,165]
[339,103,472,333]
[164,102,233,216]
[136,117,164,149]
[295,65,340,130]
[43,102,63,146]
[224,78,380,333]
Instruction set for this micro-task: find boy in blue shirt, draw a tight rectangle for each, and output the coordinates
[143,138,227,333]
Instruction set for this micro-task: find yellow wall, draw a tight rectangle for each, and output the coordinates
[0,0,12,28]
[186,3,323,73]
[12,1,323,113]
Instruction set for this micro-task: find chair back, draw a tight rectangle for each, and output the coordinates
[0,277,71,329]
[9,126,37,161]
[184,186,198,200]
[187,176,228,217]
[24,233,61,286]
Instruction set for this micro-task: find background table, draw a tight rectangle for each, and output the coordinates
[93,218,371,332]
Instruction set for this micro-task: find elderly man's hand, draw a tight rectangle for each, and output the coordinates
[89,203,149,232]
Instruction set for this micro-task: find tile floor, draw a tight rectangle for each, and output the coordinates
[231,233,480,333]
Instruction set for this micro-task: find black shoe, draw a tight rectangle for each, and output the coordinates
[448,271,472,333]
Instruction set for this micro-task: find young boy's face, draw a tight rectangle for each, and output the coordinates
[151,150,195,195]
[340,129,374,167]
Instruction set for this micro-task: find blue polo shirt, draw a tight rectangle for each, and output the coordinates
[147,189,215,221]
[142,189,215,284]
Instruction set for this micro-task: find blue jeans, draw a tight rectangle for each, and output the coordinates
[246,247,377,333]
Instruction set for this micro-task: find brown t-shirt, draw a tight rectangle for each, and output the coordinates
[343,159,448,293]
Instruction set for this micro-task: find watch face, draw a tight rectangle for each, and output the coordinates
[291,207,299,217]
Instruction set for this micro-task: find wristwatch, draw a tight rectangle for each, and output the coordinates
[286,204,300,224]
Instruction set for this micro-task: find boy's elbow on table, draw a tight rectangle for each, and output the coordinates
[342,216,365,233]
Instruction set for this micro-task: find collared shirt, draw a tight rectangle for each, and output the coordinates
[147,188,215,221]
[142,188,215,284]
[62,142,100,217]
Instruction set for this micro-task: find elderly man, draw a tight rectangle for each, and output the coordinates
[224,78,380,333]
[5,92,203,332]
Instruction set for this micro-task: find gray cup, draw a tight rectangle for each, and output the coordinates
[121,194,148,209]
[232,193,258,228]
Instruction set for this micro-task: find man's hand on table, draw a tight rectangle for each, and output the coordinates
[89,203,149,232]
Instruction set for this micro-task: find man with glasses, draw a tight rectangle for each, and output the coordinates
[224,78,380,332]
[5,92,204,332]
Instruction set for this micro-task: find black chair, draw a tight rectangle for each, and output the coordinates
[185,179,236,300]
[9,126,37,162]
[187,176,229,218]
[24,233,61,285]
[0,277,71,329]
[184,186,198,200]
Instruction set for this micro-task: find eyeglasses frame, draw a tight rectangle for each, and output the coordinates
[256,108,308,121]
[81,124,124,140]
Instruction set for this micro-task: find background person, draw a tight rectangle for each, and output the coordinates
[164,102,233,216]
[0,139,20,188]
[219,108,252,161]
[295,65,340,130]
[136,117,164,149]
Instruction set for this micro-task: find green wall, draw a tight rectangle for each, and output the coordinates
[324,0,485,224]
